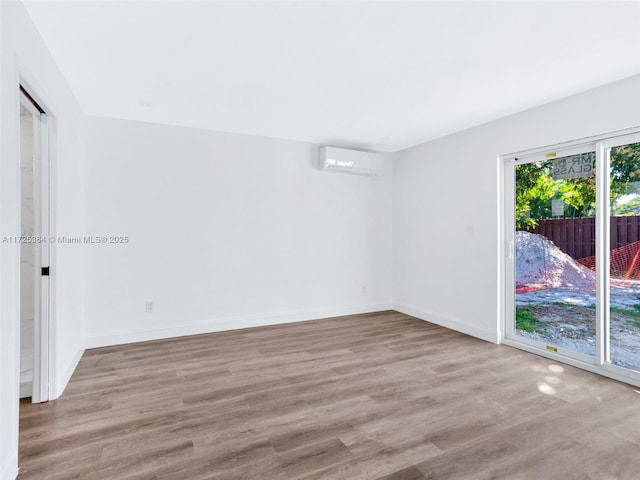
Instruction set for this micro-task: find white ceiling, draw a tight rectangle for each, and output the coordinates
[22,1,640,152]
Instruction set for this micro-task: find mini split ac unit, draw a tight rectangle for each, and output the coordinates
[319,146,383,176]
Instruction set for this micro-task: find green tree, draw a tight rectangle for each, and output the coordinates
[614,196,640,216]
[611,143,640,215]
[515,142,640,229]
[515,161,554,229]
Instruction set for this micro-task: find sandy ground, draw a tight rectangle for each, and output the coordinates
[515,282,640,369]
[514,230,640,370]
[515,231,595,291]
[516,284,640,309]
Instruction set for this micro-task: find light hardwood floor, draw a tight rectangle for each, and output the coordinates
[18,311,640,479]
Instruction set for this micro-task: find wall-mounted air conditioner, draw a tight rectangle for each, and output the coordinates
[319,146,383,176]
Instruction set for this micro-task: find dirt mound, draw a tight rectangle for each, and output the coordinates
[516,231,595,291]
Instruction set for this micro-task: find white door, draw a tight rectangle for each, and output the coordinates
[19,88,50,403]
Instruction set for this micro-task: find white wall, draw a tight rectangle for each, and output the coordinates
[0,2,86,479]
[393,75,640,343]
[0,7,636,478]
[84,117,393,347]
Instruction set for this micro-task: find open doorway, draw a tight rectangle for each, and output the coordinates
[19,86,50,403]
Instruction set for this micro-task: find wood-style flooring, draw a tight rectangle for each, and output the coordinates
[18,311,640,479]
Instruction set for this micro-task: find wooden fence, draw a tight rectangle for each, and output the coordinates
[523,216,640,260]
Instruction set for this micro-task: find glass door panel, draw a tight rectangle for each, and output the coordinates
[514,152,597,358]
[608,141,640,371]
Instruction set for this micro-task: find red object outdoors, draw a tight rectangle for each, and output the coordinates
[576,240,640,279]
[515,285,546,294]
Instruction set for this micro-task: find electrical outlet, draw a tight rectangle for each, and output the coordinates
[361,286,367,294]
[145,301,154,313]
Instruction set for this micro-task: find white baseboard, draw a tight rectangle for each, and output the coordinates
[0,453,18,480]
[84,303,393,349]
[19,381,32,399]
[53,345,85,399]
[393,301,499,344]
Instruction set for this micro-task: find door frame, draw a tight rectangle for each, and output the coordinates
[598,131,640,381]
[18,83,53,403]
[499,126,640,388]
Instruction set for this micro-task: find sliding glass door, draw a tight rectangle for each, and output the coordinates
[504,129,640,385]
[607,138,640,376]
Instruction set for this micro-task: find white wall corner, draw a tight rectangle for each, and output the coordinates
[53,344,85,399]
[393,301,500,344]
